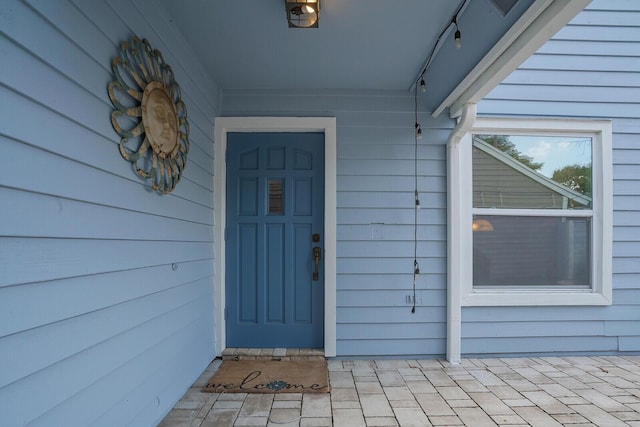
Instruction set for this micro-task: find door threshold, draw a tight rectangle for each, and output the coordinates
[222,348,326,361]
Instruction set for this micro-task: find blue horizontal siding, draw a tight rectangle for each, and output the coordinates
[337,307,447,324]
[521,53,640,73]
[0,189,212,241]
[613,289,640,305]
[339,175,446,192]
[94,324,211,427]
[338,192,446,209]
[0,0,218,425]
[338,139,446,160]
[462,321,606,338]
[465,305,640,322]
[544,3,640,40]
[538,40,640,57]
[338,273,446,291]
[553,24,640,43]
[610,274,640,289]
[1,137,212,224]
[338,208,446,225]
[337,257,446,275]
[338,224,446,242]
[489,83,640,104]
[503,69,640,88]
[612,196,640,211]
[478,99,640,119]
[605,321,640,336]
[338,158,446,176]
[338,241,446,258]
[463,337,620,356]
[615,179,640,195]
[1,238,213,287]
[338,289,446,308]
[613,149,640,164]
[1,285,211,426]
[610,133,640,149]
[613,241,640,257]
[471,0,640,357]
[0,87,214,208]
[0,260,213,337]
[337,338,446,357]
[339,323,446,340]
[619,336,640,351]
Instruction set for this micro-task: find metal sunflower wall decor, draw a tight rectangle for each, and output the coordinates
[108,36,190,194]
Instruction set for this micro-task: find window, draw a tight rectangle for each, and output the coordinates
[455,118,612,306]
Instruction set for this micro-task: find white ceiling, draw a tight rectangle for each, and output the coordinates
[157,0,587,113]
[158,0,463,92]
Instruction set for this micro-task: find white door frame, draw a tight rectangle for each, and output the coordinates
[214,117,337,357]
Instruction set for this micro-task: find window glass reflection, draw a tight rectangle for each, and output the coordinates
[473,215,591,289]
[473,134,592,209]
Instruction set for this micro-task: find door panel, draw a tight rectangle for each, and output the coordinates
[226,132,324,348]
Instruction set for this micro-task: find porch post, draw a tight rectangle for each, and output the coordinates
[446,103,476,364]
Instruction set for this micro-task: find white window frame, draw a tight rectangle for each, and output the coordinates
[455,118,612,306]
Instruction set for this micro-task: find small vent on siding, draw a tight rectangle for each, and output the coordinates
[489,0,518,16]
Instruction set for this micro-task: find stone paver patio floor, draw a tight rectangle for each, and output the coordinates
[159,355,640,426]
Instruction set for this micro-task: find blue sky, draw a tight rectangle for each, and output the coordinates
[509,135,592,178]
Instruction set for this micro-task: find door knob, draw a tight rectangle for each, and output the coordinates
[312,246,321,281]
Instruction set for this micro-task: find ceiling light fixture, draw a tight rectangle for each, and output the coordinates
[285,0,320,28]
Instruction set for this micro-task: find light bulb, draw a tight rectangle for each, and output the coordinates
[420,78,426,93]
[454,29,461,49]
[303,0,317,14]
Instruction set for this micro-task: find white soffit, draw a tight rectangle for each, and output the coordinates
[437,0,592,118]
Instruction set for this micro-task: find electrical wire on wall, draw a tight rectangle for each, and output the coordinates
[410,0,468,313]
[412,81,421,314]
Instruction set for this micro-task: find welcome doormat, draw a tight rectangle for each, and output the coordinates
[202,359,330,393]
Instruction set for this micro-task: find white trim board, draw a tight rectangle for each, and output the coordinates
[213,117,337,357]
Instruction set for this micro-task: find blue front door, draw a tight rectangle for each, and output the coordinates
[226,132,324,348]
